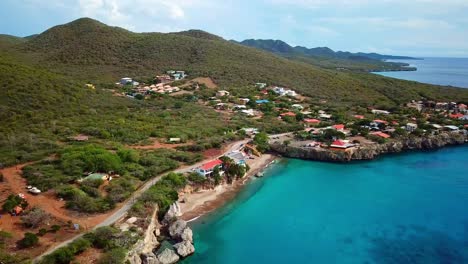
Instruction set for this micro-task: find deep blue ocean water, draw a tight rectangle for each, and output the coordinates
[375,57,468,88]
[183,146,468,264]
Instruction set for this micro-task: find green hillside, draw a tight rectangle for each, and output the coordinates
[6,18,466,106]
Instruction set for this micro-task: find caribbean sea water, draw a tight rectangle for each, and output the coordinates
[183,146,468,264]
[375,57,468,88]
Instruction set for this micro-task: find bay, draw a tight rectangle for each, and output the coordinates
[184,146,468,264]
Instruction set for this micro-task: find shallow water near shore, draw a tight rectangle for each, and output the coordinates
[183,146,468,264]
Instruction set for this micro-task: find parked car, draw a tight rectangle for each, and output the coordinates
[28,187,41,194]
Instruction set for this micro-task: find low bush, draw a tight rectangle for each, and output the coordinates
[17,233,39,248]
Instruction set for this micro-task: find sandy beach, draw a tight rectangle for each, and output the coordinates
[180,154,277,221]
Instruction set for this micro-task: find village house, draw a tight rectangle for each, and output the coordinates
[255,83,267,89]
[216,90,230,97]
[241,109,256,117]
[371,109,390,115]
[354,115,365,119]
[239,98,250,104]
[291,104,304,110]
[155,74,172,84]
[196,159,223,177]
[332,124,345,132]
[242,128,259,136]
[330,140,355,149]
[280,112,296,118]
[256,99,270,104]
[444,125,459,131]
[371,131,391,139]
[406,123,418,132]
[304,118,321,126]
[226,151,247,166]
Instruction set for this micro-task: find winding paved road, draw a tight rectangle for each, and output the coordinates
[35,139,250,262]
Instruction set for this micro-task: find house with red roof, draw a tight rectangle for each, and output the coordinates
[373,119,388,125]
[449,113,464,119]
[332,124,345,131]
[354,115,365,119]
[280,112,296,117]
[304,118,320,125]
[196,159,223,177]
[330,140,355,149]
[371,132,391,139]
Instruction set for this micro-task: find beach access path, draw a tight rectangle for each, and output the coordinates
[34,138,250,262]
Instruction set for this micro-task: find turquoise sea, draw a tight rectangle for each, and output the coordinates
[184,146,468,264]
[375,57,468,88]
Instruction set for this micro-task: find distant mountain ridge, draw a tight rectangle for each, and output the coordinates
[237,39,417,61]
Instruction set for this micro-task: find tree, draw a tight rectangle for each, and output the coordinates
[21,207,50,228]
[99,247,127,264]
[18,233,39,248]
[253,132,270,153]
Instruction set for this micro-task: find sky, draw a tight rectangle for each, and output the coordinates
[1,0,467,57]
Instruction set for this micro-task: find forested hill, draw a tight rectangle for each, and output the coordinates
[237,39,417,61]
[3,17,468,106]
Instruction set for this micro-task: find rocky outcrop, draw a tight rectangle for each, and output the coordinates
[174,240,195,257]
[164,202,182,223]
[157,248,180,264]
[168,219,187,240]
[181,227,193,243]
[127,206,161,264]
[141,252,160,264]
[271,132,466,162]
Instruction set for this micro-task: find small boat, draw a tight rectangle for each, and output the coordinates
[255,172,264,178]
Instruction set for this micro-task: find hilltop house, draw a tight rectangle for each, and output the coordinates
[226,151,247,165]
[255,83,267,89]
[196,159,223,177]
[332,124,345,132]
[371,132,391,139]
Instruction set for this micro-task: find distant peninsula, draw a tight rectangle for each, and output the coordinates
[234,39,419,72]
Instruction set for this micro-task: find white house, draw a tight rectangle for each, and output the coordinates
[372,109,390,115]
[196,159,223,177]
[216,90,230,97]
[406,123,418,132]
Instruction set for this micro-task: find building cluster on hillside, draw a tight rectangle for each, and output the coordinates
[116,70,187,99]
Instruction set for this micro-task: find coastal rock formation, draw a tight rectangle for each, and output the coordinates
[168,219,187,240]
[164,202,182,223]
[174,240,195,257]
[271,132,466,162]
[157,248,180,264]
[141,252,160,264]
[181,227,193,243]
[127,207,161,264]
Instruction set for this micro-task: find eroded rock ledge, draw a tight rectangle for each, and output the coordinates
[270,132,466,162]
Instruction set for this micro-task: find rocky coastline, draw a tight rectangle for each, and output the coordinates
[127,203,194,264]
[270,132,466,162]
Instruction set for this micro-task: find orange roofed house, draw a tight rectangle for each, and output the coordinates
[196,159,223,177]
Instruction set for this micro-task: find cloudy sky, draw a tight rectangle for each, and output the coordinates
[1,0,467,57]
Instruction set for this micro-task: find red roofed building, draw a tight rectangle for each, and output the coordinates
[354,115,365,119]
[196,159,223,176]
[459,104,467,109]
[330,140,355,149]
[304,118,320,124]
[449,113,464,119]
[280,112,296,117]
[332,124,345,131]
[373,119,388,125]
[371,132,391,139]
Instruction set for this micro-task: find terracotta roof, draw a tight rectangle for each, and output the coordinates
[280,112,296,117]
[354,115,365,119]
[200,159,223,170]
[333,124,345,130]
[373,119,388,124]
[304,118,320,123]
[372,132,391,139]
[331,140,345,146]
[449,113,464,119]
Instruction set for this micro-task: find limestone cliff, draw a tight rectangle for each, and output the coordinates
[270,132,466,162]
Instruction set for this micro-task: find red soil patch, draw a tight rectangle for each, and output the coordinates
[202,148,223,159]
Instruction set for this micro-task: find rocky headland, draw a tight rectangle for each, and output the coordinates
[270,132,466,162]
